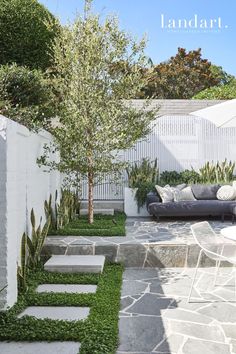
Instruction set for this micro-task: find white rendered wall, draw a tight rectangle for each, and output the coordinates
[0,115,60,309]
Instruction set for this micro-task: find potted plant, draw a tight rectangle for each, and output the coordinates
[125,158,158,217]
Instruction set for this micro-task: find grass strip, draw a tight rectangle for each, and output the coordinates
[0,263,123,354]
[48,212,126,237]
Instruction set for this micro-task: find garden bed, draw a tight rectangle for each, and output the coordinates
[49,212,126,236]
[0,263,123,354]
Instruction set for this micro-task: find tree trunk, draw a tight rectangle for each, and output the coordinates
[88,169,94,224]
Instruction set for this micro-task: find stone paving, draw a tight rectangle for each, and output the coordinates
[117,267,236,354]
[43,218,233,267]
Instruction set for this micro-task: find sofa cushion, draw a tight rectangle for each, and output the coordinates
[146,191,161,208]
[217,185,236,201]
[148,200,236,217]
[155,185,174,203]
[174,186,196,202]
[191,184,220,200]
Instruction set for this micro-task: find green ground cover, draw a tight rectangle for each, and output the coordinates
[49,212,126,237]
[0,263,123,354]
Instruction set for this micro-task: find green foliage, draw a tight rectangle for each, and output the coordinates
[126,158,158,188]
[126,158,159,210]
[139,48,219,99]
[17,233,28,292]
[40,2,157,224]
[0,264,123,354]
[49,212,126,237]
[159,169,200,186]
[45,189,81,231]
[210,65,235,86]
[17,209,51,291]
[199,159,235,183]
[193,80,236,100]
[0,64,54,128]
[27,209,51,270]
[0,0,59,70]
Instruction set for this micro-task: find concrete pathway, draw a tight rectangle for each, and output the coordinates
[117,267,236,354]
[0,342,80,354]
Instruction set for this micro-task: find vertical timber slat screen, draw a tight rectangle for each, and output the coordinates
[81,115,236,200]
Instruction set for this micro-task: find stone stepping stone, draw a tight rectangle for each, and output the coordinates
[80,208,114,215]
[44,255,105,273]
[0,342,80,354]
[18,306,90,321]
[36,284,97,294]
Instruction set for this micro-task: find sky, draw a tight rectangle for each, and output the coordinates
[39,0,236,75]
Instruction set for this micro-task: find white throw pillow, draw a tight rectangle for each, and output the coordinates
[174,186,196,202]
[217,185,236,201]
[155,185,174,203]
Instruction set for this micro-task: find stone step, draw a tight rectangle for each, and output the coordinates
[18,306,89,321]
[36,284,97,294]
[80,208,114,215]
[81,200,124,212]
[0,342,80,354]
[44,255,105,273]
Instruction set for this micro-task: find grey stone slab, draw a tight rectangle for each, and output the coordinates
[182,338,231,354]
[95,244,117,262]
[80,208,114,215]
[120,296,135,310]
[170,321,225,342]
[44,255,105,273]
[163,308,212,324]
[145,245,187,268]
[117,244,147,267]
[118,316,166,352]
[66,245,94,255]
[198,303,236,323]
[126,293,174,316]
[42,245,67,255]
[0,342,81,354]
[222,324,236,339]
[121,280,148,297]
[154,333,184,353]
[123,268,158,281]
[18,306,90,321]
[36,284,97,294]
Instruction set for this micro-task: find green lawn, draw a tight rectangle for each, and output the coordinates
[49,212,126,236]
[0,263,123,354]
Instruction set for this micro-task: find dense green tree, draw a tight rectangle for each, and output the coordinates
[0,64,54,128]
[210,65,235,86]
[0,0,59,70]
[193,80,236,100]
[139,48,219,99]
[40,0,157,223]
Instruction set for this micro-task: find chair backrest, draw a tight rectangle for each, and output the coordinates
[191,221,224,258]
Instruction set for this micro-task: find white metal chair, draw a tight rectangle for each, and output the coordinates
[188,221,236,302]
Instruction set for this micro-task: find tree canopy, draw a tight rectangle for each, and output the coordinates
[0,0,59,70]
[193,80,236,100]
[40,1,157,223]
[139,48,219,99]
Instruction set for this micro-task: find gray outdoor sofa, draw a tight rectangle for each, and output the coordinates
[147,184,236,222]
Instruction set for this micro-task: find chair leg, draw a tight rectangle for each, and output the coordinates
[188,249,203,303]
[213,260,221,287]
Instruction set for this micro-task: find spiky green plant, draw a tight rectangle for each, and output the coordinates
[26,209,51,270]
[126,158,159,210]
[199,159,235,183]
[17,232,28,292]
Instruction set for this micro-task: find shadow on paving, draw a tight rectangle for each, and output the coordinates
[117,268,180,354]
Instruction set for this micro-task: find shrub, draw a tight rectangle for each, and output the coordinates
[0,0,59,70]
[0,64,54,128]
[193,80,236,100]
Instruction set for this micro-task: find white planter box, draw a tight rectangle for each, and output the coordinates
[124,187,150,217]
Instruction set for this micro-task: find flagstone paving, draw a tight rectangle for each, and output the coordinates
[117,267,236,354]
[43,218,233,267]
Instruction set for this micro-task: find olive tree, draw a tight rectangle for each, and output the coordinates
[41,1,157,223]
